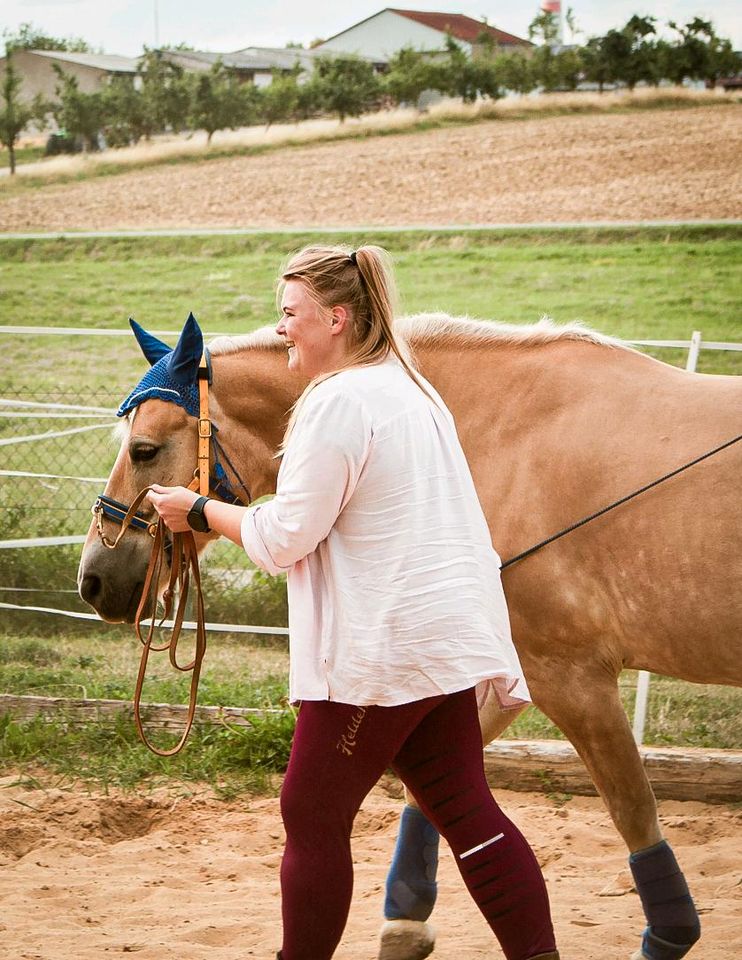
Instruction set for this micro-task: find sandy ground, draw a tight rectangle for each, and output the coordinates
[0,774,740,960]
[0,105,740,232]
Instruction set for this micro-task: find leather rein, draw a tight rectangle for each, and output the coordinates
[92,353,250,756]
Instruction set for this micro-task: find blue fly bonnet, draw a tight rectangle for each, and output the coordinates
[118,313,207,418]
[116,313,247,505]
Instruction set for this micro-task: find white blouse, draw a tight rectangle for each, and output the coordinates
[241,356,530,709]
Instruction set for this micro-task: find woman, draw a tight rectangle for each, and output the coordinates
[148,245,560,960]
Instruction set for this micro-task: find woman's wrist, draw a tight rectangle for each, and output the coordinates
[202,498,248,548]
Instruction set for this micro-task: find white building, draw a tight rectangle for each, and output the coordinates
[0,49,138,106]
[316,8,533,65]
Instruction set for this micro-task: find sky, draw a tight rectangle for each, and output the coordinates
[2,1,740,57]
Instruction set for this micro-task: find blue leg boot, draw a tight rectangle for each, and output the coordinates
[629,840,701,960]
[379,805,439,960]
[384,804,439,921]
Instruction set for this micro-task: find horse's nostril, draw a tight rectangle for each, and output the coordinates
[80,574,102,606]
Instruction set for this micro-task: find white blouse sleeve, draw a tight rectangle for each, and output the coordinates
[241,387,373,574]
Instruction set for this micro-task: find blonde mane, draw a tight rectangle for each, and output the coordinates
[208,313,627,356]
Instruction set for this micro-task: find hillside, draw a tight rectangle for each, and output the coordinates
[0,104,740,231]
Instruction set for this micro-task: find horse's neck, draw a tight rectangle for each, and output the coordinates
[210,347,305,500]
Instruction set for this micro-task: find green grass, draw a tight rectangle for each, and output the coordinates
[0,627,738,793]
[0,710,295,798]
[0,145,46,170]
[1,226,740,396]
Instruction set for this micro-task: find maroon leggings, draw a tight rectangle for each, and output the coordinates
[279,687,556,960]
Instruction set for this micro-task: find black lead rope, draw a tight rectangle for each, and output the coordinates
[499,433,742,572]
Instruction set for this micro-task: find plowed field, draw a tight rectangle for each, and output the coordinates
[1,105,740,231]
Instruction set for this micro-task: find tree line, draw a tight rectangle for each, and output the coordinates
[1,14,739,174]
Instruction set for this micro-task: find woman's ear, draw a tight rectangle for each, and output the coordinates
[329,305,349,334]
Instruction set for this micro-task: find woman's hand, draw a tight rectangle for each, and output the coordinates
[147,484,199,532]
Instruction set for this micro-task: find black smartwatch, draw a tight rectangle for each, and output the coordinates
[186,496,211,533]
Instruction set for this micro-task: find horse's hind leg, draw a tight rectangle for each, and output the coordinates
[532,667,701,960]
[378,695,525,960]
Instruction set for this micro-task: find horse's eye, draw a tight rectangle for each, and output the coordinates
[130,444,159,463]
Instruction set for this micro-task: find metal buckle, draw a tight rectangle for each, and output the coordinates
[198,418,212,438]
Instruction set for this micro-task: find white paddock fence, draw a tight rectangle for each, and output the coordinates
[1,327,740,745]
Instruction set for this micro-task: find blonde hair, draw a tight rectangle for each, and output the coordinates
[278,244,433,446]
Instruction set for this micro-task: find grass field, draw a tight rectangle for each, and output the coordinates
[1,225,740,788]
[2,225,740,395]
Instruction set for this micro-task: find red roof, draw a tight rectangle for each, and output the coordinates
[389,9,532,46]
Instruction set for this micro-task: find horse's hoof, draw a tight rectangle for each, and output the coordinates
[378,919,435,960]
[630,952,648,960]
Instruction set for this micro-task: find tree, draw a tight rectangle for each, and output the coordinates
[384,47,441,108]
[2,22,92,54]
[312,55,381,122]
[493,53,536,95]
[439,35,500,103]
[0,53,33,173]
[138,49,193,139]
[99,75,146,147]
[189,60,244,144]
[580,36,611,92]
[612,16,658,89]
[527,11,563,92]
[259,69,300,128]
[667,18,741,87]
[552,47,582,91]
[294,76,322,121]
[528,11,560,47]
[50,64,104,151]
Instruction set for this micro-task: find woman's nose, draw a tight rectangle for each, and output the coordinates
[276,318,286,336]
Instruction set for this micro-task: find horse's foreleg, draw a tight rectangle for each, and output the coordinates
[378,697,526,960]
[532,669,700,960]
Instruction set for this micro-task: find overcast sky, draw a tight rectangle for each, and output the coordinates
[3,1,740,56]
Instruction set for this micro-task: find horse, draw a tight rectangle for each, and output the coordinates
[78,313,741,960]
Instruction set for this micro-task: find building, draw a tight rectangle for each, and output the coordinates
[315,8,533,66]
[0,49,138,105]
[159,47,326,88]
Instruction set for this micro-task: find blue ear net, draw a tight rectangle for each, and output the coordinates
[117,314,204,419]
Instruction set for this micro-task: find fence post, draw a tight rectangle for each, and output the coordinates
[632,331,703,745]
[685,330,702,373]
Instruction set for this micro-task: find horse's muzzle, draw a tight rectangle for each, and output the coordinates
[78,539,156,623]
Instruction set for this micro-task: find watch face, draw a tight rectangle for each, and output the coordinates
[187,499,210,533]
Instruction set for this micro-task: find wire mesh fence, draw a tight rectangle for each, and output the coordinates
[0,386,287,635]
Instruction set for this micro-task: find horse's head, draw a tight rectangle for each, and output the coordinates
[78,314,211,622]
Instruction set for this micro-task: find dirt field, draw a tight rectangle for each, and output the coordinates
[1,774,740,960]
[1,105,740,231]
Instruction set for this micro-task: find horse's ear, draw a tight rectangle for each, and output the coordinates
[129,318,171,366]
[167,312,204,385]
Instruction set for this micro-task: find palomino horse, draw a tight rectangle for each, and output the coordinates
[79,313,741,960]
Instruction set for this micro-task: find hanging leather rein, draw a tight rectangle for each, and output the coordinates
[93,353,248,756]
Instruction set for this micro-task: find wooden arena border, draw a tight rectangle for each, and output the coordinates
[2,694,739,804]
